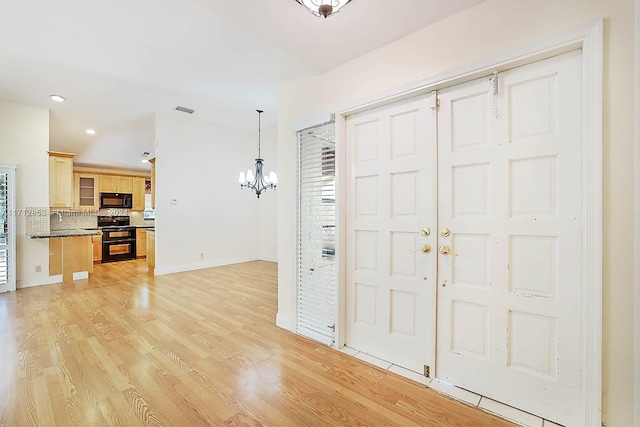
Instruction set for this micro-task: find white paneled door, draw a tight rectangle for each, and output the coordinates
[345,50,583,425]
[345,93,438,373]
[436,50,583,426]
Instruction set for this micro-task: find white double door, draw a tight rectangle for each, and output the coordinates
[345,50,583,426]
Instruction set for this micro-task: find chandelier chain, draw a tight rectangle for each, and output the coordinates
[257,109,263,158]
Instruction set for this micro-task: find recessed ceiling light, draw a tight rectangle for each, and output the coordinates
[49,94,66,102]
[86,129,96,135]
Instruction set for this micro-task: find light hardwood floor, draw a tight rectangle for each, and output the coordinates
[0,260,515,426]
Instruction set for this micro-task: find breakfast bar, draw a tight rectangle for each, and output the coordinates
[28,229,101,283]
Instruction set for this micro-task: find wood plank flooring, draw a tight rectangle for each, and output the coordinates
[0,260,515,426]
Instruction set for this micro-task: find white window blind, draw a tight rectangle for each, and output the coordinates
[296,121,336,345]
[0,165,16,292]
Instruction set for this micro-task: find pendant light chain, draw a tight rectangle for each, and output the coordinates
[257,109,263,158]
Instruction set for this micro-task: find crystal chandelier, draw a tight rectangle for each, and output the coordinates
[294,0,352,18]
[239,110,278,198]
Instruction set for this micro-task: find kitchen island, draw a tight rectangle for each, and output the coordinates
[28,229,101,283]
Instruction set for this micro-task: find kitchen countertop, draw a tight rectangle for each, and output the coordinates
[28,229,102,239]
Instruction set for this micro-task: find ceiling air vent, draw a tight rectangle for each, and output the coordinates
[175,105,195,114]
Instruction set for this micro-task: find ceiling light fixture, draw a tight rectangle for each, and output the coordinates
[86,129,96,135]
[239,110,277,198]
[49,94,66,102]
[294,0,352,18]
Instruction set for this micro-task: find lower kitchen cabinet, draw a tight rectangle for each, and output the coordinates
[49,236,93,281]
[136,228,147,257]
[92,234,102,262]
[146,230,155,273]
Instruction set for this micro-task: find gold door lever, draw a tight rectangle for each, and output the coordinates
[410,244,432,253]
[439,245,458,256]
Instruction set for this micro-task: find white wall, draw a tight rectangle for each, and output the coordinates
[0,100,50,287]
[277,0,636,425]
[154,111,276,274]
[257,125,278,262]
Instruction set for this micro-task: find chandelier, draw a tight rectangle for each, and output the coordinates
[239,110,278,198]
[294,0,352,18]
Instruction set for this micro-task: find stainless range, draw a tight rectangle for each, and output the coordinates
[98,216,137,263]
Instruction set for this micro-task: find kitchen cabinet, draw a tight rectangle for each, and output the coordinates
[74,173,99,210]
[146,229,155,273]
[136,228,147,257]
[49,236,93,282]
[92,234,102,262]
[132,177,146,211]
[49,151,75,208]
[99,175,133,193]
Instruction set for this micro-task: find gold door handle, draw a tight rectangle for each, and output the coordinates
[420,228,431,236]
[440,227,451,237]
[410,244,431,253]
[439,245,458,256]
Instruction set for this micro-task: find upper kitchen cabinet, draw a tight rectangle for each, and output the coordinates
[74,173,99,210]
[99,175,133,193]
[132,177,145,211]
[49,151,75,208]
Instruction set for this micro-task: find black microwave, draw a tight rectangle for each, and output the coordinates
[100,193,133,209]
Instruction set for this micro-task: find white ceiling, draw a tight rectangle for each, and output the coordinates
[0,0,484,171]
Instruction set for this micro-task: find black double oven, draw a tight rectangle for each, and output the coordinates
[98,216,136,263]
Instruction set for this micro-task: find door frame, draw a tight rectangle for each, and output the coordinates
[332,21,603,425]
[0,164,17,293]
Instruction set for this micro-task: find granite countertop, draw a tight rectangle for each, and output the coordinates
[28,229,102,239]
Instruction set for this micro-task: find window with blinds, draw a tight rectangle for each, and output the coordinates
[0,166,15,292]
[296,121,336,346]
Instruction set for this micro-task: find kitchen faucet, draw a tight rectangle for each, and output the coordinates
[50,211,63,222]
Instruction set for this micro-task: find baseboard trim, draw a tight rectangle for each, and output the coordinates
[259,255,278,263]
[154,256,258,276]
[276,313,294,331]
[17,271,89,289]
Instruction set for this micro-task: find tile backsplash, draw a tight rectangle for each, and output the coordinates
[130,212,154,226]
[48,209,154,230]
[25,207,51,235]
[50,210,97,230]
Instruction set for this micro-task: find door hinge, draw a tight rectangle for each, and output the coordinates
[490,70,499,96]
[490,70,500,119]
[429,91,439,110]
[424,365,430,378]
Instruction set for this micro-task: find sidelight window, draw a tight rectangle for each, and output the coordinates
[296,121,337,345]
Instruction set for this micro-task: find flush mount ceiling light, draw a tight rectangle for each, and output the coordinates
[86,129,96,135]
[294,0,352,18]
[49,94,66,102]
[238,110,278,198]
